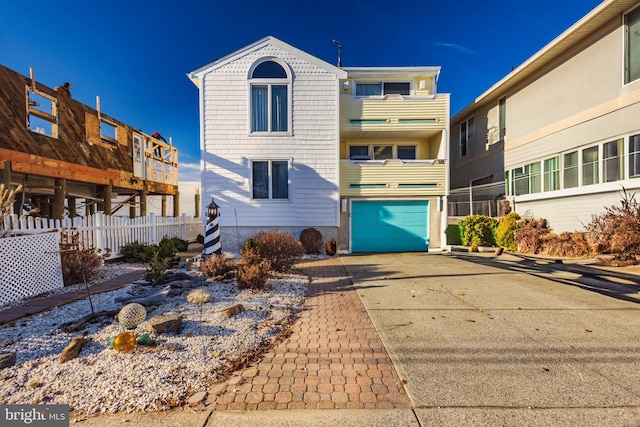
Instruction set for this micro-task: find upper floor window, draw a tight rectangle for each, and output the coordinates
[355,82,410,96]
[498,97,507,142]
[460,117,474,157]
[250,60,290,133]
[625,5,640,84]
[26,87,58,138]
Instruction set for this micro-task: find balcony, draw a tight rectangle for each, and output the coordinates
[340,159,446,197]
[340,95,448,140]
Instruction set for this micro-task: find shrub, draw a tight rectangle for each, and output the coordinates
[458,215,497,247]
[143,249,171,284]
[299,227,323,254]
[119,238,180,266]
[118,241,149,263]
[445,224,462,246]
[495,212,521,251]
[58,227,103,285]
[165,237,189,252]
[540,232,592,258]
[252,231,304,272]
[514,218,550,254]
[202,254,235,277]
[61,249,102,286]
[586,188,640,258]
[236,241,271,290]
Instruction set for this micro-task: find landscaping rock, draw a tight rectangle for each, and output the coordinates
[145,314,183,333]
[0,352,16,368]
[221,304,245,318]
[187,289,211,304]
[59,336,88,363]
[187,391,208,407]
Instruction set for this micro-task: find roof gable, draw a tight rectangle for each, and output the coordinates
[188,36,347,86]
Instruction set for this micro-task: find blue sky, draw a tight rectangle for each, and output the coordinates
[1,0,603,214]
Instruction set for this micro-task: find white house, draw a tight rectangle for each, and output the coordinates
[189,36,450,253]
[188,36,347,252]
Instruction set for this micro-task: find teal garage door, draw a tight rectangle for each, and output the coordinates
[352,200,429,252]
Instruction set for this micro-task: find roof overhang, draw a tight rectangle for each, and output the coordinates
[453,0,639,120]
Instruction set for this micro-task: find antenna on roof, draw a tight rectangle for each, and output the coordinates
[332,40,342,68]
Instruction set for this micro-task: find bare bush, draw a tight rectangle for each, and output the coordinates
[299,227,323,254]
[514,218,550,254]
[586,188,640,258]
[252,231,304,272]
[202,254,235,278]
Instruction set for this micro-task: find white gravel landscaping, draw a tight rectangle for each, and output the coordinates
[0,263,308,415]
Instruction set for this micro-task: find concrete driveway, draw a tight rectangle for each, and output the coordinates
[340,252,640,426]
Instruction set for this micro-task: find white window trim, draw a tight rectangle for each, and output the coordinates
[249,158,292,201]
[623,4,640,86]
[352,80,413,97]
[247,58,293,136]
[509,132,640,199]
[347,143,419,160]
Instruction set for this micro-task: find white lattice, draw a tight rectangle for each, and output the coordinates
[0,233,63,306]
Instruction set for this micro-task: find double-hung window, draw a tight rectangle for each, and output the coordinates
[582,146,599,186]
[252,160,289,200]
[543,157,560,192]
[250,60,290,133]
[625,5,640,84]
[603,139,624,182]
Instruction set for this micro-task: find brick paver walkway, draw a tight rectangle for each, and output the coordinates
[205,257,410,410]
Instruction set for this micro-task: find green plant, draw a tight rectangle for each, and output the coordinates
[299,227,323,254]
[458,215,497,247]
[196,234,204,244]
[166,237,189,252]
[495,212,521,251]
[119,238,180,266]
[445,224,462,245]
[118,241,149,263]
[143,249,171,284]
[252,231,304,272]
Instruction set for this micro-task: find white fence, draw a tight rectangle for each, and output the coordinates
[2,213,203,258]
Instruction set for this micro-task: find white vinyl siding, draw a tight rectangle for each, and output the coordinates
[200,44,341,227]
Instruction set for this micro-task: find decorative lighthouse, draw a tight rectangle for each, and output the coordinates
[203,198,221,257]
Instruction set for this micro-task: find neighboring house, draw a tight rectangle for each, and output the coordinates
[188,36,450,253]
[0,65,179,218]
[450,0,640,233]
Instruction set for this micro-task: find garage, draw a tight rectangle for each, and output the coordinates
[351,200,429,252]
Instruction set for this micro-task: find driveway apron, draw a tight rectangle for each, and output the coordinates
[341,252,640,426]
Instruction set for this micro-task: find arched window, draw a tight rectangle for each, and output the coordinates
[249,60,290,133]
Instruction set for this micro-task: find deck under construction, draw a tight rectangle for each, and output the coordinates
[0,64,179,219]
